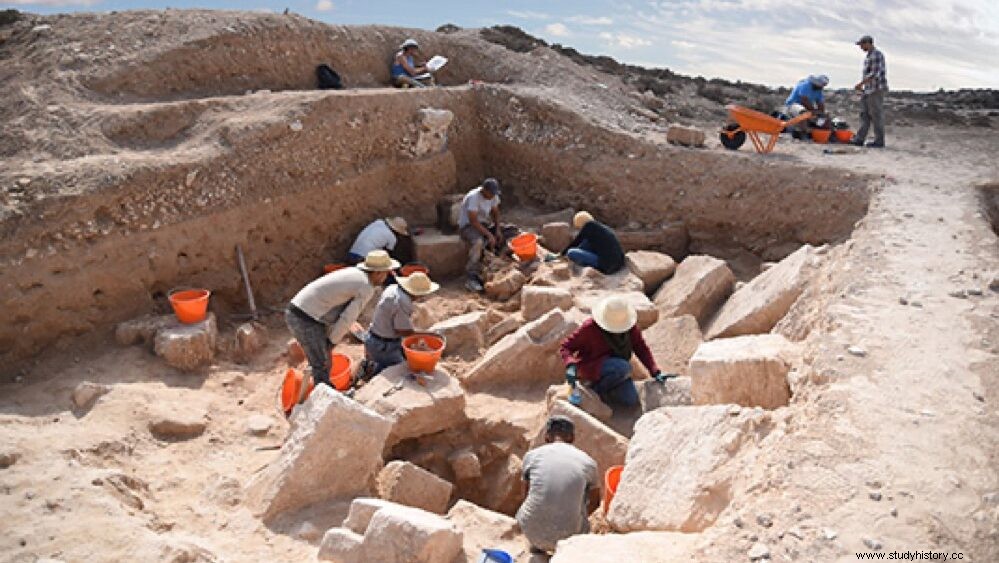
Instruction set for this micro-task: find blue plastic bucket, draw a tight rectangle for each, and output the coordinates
[479,548,513,563]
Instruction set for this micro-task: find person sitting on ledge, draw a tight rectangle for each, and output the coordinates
[516,415,599,556]
[346,216,412,266]
[563,211,625,275]
[391,38,433,88]
[361,271,440,378]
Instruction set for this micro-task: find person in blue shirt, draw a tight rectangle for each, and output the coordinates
[783,74,828,137]
[391,38,432,88]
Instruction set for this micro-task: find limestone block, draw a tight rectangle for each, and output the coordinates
[616,223,689,259]
[625,251,677,294]
[234,321,267,361]
[430,311,486,359]
[689,334,793,409]
[521,286,574,322]
[607,405,771,532]
[551,531,699,562]
[484,269,526,301]
[414,108,454,157]
[706,245,815,339]
[448,449,482,480]
[323,501,464,563]
[153,313,217,371]
[485,316,520,346]
[436,194,465,232]
[580,267,645,292]
[636,377,692,412]
[541,222,573,253]
[245,386,392,522]
[72,381,110,410]
[148,408,207,440]
[461,308,583,390]
[481,453,524,515]
[343,497,398,534]
[115,314,174,348]
[531,401,628,494]
[377,460,454,514]
[317,528,366,563]
[446,500,525,563]
[666,125,706,147]
[576,290,659,330]
[414,229,467,280]
[246,414,274,437]
[642,315,703,376]
[354,364,466,445]
[653,256,734,325]
[546,384,613,422]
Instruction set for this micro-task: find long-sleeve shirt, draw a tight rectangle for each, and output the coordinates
[290,267,375,344]
[862,48,888,93]
[559,318,659,383]
[564,221,625,275]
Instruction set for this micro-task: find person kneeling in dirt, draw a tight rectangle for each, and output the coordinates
[361,271,440,377]
[516,415,600,555]
[458,178,503,292]
[285,250,397,389]
[783,74,828,138]
[345,216,413,266]
[560,295,668,409]
[391,38,433,88]
[563,211,625,275]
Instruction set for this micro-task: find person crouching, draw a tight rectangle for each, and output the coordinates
[362,271,440,377]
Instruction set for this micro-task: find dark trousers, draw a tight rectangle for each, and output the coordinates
[285,305,331,387]
[856,90,886,145]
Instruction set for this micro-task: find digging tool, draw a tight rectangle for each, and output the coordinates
[234,244,258,321]
[383,378,406,397]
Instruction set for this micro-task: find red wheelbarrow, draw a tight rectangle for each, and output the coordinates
[719,104,812,154]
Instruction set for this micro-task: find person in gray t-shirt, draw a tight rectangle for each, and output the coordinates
[516,416,600,554]
[362,271,440,377]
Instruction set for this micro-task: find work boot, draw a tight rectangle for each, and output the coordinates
[865,141,885,148]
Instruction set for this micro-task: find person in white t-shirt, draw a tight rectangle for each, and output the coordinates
[457,178,502,292]
[346,217,411,265]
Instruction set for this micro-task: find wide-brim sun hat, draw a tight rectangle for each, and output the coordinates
[400,38,419,49]
[397,271,440,297]
[385,216,409,236]
[573,211,594,229]
[357,249,401,272]
[592,295,638,334]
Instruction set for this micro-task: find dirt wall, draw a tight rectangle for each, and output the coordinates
[476,87,871,256]
[0,88,484,369]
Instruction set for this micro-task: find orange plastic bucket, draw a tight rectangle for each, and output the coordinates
[811,129,832,144]
[168,288,210,324]
[399,263,429,277]
[603,465,624,515]
[833,129,853,143]
[329,353,352,391]
[402,334,445,373]
[508,233,538,262]
[280,368,314,415]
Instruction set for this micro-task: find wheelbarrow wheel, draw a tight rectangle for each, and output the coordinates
[720,123,746,150]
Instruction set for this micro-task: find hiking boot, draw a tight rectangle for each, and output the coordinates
[465,277,483,292]
[865,141,885,148]
[848,137,864,146]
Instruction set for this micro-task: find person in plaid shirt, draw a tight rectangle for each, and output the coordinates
[852,35,888,148]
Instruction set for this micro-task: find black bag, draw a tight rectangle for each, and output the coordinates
[316,64,343,90]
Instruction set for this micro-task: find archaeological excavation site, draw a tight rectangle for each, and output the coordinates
[1,9,997,563]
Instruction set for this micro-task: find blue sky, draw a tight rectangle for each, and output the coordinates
[6,0,999,91]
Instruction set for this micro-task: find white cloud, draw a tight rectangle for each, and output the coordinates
[544,23,571,37]
[315,0,334,12]
[567,15,614,26]
[599,31,653,49]
[7,0,101,5]
[507,10,551,20]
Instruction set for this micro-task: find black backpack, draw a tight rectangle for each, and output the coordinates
[316,64,343,90]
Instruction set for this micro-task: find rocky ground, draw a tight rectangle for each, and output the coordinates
[1,8,998,563]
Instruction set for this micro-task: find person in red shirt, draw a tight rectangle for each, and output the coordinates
[559,296,667,407]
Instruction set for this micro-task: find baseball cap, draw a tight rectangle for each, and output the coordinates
[482,177,501,195]
[856,35,873,45]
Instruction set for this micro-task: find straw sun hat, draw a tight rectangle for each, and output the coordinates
[357,250,400,272]
[592,295,638,334]
[398,271,440,297]
[573,211,594,229]
[385,217,409,236]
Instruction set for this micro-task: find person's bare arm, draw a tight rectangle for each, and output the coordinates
[468,210,496,248]
[586,486,601,514]
[800,97,815,111]
[817,101,826,114]
[398,53,427,75]
[490,206,501,237]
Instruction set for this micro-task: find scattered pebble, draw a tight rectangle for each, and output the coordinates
[973,391,985,402]
[890,507,898,517]
[289,120,303,132]
[898,297,908,305]
[989,277,999,292]
[246,415,274,437]
[902,212,914,218]
[869,491,883,501]
[756,513,773,528]
[967,288,982,296]
[847,346,867,357]
[948,290,967,299]
[863,538,883,551]
[748,542,771,561]
[822,528,838,540]
[910,301,923,308]
[733,516,744,528]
